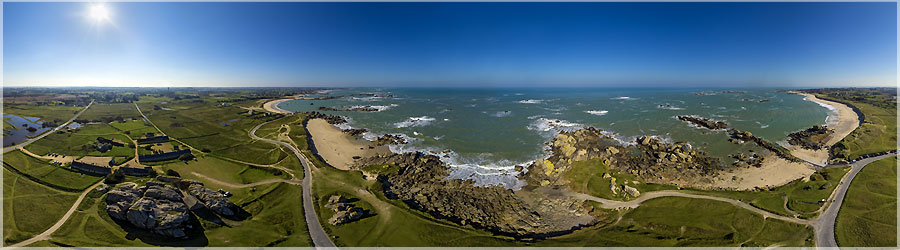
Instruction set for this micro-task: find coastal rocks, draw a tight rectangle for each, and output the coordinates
[522,128,723,189]
[728,129,802,162]
[676,115,728,130]
[622,185,640,197]
[787,125,834,150]
[374,134,407,146]
[324,195,368,225]
[187,183,238,217]
[343,128,368,136]
[105,182,191,238]
[308,112,348,125]
[352,152,595,238]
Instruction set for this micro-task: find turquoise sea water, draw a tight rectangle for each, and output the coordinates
[279,88,831,188]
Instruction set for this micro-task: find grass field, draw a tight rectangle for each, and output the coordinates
[3,150,103,190]
[158,155,287,186]
[76,103,143,123]
[108,120,160,138]
[25,123,134,159]
[835,157,897,247]
[3,168,80,245]
[822,94,898,160]
[3,103,83,123]
[563,157,847,218]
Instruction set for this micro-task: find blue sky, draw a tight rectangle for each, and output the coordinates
[3,2,897,88]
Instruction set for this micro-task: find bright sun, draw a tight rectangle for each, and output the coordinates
[89,4,110,21]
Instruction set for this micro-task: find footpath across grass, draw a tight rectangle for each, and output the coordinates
[3,168,80,245]
[835,157,897,247]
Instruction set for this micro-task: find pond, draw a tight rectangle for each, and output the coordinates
[3,114,52,147]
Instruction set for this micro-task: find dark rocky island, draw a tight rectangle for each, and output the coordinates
[676,115,728,130]
[787,125,834,150]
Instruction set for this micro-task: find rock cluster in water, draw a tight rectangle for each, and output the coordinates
[324,195,367,225]
[308,111,348,125]
[728,129,802,162]
[787,125,833,150]
[352,152,596,238]
[676,115,728,130]
[374,134,407,146]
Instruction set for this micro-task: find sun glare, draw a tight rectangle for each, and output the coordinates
[89,4,110,21]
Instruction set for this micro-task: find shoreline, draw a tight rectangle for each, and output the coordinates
[262,98,295,114]
[784,91,859,166]
[306,118,391,170]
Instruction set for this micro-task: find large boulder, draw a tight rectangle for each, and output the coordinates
[187,184,237,216]
[104,182,191,238]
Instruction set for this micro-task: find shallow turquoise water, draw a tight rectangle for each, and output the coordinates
[280,88,830,188]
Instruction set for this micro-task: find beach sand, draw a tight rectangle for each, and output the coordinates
[263,98,294,114]
[307,118,390,170]
[783,91,859,166]
[709,157,817,190]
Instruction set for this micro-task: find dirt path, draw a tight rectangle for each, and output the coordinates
[8,180,104,247]
[190,172,300,188]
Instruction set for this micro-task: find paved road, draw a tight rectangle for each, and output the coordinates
[250,117,337,249]
[8,181,105,247]
[3,100,94,154]
[811,152,897,248]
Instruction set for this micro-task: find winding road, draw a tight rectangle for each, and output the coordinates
[249,117,337,249]
[3,100,94,154]
[562,152,896,248]
[7,176,104,247]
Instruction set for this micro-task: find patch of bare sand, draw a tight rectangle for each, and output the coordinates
[79,156,114,166]
[262,99,294,114]
[307,118,390,170]
[707,157,816,190]
[783,91,860,166]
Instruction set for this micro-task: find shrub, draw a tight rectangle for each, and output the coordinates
[166,169,181,177]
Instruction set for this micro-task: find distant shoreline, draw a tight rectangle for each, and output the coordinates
[263,98,294,114]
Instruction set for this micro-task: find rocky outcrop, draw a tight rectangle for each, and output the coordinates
[308,112,348,125]
[787,125,833,150]
[352,152,595,238]
[676,115,728,130]
[342,128,368,136]
[187,183,238,217]
[324,195,367,225]
[105,182,191,238]
[728,129,802,162]
[374,134,407,146]
[521,128,723,189]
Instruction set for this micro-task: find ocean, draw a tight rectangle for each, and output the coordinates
[279,88,832,189]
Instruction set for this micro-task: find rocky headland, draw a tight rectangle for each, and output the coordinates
[352,152,596,238]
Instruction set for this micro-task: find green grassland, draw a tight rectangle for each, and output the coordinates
[3,103,83,123]
[3,168,80,245]
[816,91,898,161]
[158,155,287,185]
[76,103,143,123]
[140,98,287,164]
[3,150,103,190]
[108,120,160,138]
[835,157,897,247]
[25,123,134,160]
[563,157,847,218]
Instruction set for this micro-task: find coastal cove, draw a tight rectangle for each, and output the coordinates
[280,88,845,190]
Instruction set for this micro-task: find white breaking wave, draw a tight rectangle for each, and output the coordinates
[585,110,608,116]
[492,111,513,117]
[385,144,528,190]
[517,99,544,104]
[349,104,397,112]
[393,116,436,128]
[527,118,584,133]
[803,96,840,126]
[612,96,633,100]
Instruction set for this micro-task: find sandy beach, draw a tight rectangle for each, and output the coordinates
[709,157,817,190]
[262,98,295,114]
[307,118,390,170]
[783,91,859,166]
